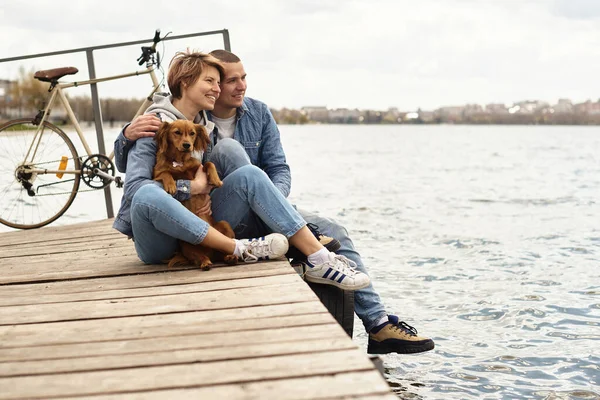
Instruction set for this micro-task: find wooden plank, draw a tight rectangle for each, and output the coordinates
[0,261,292,296]
[68,371,392,400]
[0,281,318,325]
[0,219,117,247]
[0,334,356,377]
[0,350,375,399]
[0,303,331,348]
[0,253,167,284]
[0,238,130,259]
[0,232,122,254]
[0,323,341,363]
[0,272,300,308]
[0,263,296,306]
[0,252,293,285]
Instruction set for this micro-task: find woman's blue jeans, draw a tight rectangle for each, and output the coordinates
[130,183,208,264]
[208,138,387,332]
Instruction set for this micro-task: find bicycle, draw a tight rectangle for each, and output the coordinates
[0,30,168,230]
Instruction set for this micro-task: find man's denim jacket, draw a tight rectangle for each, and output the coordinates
[112,97,291,237]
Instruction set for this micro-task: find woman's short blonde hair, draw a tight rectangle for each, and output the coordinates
[167,50,225,99]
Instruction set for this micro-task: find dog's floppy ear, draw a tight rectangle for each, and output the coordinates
[193,124,210,152]
[154,121,171,152]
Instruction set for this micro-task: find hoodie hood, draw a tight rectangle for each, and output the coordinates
[145,93,215,134]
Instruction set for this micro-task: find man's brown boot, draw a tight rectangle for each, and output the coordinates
[368,315,434,354]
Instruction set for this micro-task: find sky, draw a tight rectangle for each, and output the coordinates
[1,0,600,111]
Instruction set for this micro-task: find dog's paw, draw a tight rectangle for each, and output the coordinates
[164,182,177,194]
[198,259,212,271]
[207,174,223,188]
[224,254,238,265]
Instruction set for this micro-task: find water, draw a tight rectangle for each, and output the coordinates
[2,124,599,398]
[282,124,600,399]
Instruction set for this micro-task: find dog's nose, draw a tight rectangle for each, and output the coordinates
[183,143,191,150]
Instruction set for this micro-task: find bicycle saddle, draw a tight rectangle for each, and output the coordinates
[34,67,79,82]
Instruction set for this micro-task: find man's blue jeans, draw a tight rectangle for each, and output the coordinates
[208,138,388,332]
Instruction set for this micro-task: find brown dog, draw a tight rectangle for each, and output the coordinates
[153,119,237,270]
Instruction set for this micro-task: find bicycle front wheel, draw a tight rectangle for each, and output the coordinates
[0,118,81,229]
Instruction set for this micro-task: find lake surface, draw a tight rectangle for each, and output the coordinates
[2,124,599,399]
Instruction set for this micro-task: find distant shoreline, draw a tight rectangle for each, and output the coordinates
[274,120,600,126]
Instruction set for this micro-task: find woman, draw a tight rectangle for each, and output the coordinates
[113,51,288,263]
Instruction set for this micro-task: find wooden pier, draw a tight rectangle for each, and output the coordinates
[0,219,394,399]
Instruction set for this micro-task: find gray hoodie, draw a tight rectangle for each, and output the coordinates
[146,92,215,133]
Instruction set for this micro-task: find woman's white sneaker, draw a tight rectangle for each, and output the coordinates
[237,234,289,263]
[305,253,370,291]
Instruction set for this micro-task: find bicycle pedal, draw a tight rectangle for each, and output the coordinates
[115,176,124,188]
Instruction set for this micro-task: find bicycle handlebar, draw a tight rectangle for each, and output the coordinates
[137,29,162,66]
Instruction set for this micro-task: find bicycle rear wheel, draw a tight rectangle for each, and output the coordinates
[0,118,81,229]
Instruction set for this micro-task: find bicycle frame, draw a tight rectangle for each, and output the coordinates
[23,65,161,176]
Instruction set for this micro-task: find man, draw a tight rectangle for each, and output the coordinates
[115,50,434,355]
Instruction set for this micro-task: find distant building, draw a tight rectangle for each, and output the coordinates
[435,106,465,122]
[382,107,403,123]
[513,100,550,114]
[418,111,435,123]
[553,98,573,113]
[463,104,484,116]
[0,79,15,119]
[329,108,361,123]
[301,106,329,123]
[0,79,12,100]
[485,103,508,114]
[574,100,600,115]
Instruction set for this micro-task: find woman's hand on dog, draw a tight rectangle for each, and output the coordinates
[124,115,162,140]
[191,165,214,195]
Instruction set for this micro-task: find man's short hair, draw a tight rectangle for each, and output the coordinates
[209,49,241,63]
[167,50,225,99]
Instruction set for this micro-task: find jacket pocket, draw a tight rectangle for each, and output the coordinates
[243,140,261,164]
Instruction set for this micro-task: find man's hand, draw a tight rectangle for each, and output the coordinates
[190,165,214,195]
[124,114,162,141]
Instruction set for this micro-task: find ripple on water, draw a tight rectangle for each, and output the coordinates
[458,308,506,321]
[570,287,600,296]
[515,294,547,301]
[420,275,464,282]
[533,390,600,399]
[547,331,600,340]
[517,308,547,318]
[545,305,594,317]
[560,246,593,255]
[521,280,562,287]
[406,257,446,266]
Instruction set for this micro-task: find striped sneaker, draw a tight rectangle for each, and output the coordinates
[304,252,370,291]
[238,233,289,263]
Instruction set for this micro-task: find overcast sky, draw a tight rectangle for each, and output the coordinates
[1,0,599,111]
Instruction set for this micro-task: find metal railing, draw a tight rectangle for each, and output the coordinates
[0,29,231,218]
